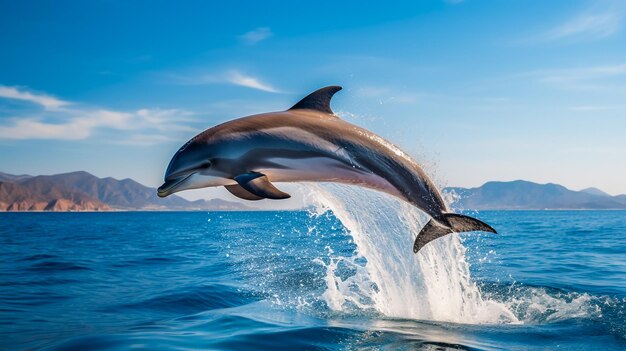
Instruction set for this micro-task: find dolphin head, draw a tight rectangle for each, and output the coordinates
[157,137,229,197]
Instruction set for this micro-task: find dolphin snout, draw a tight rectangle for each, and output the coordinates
[157,174,191,198]
[157,185,171,198]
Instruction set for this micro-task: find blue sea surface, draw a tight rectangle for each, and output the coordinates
[1,210,625,350]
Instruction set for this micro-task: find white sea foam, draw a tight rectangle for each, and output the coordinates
[303,183,518,324]
[293,183,613,327]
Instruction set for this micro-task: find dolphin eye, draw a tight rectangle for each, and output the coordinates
[201,160,212,169]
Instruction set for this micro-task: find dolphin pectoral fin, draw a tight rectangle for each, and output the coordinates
[289,86,342,115]
[225,184,265,201]
[234,172,291,200]
[413,214,497,253]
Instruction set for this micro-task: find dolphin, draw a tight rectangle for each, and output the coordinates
[158,86,496,253]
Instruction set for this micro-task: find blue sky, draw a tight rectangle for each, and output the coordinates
[1,0,625,202]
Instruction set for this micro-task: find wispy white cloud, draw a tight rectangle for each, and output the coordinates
[548,63,624,90]
[0,110,131,140]
[546,12,622,40]
[172,70,280,93]
[518,63,626,91]
[0,109,195,141]
[534,1,626,42]
[225,71,279,93]
[0,85,196,142]
[238,27,273,45]
[0,85,71,110]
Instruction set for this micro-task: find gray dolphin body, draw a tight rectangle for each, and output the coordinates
[158,86,496,253]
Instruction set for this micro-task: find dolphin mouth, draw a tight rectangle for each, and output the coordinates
[157,174,192,197]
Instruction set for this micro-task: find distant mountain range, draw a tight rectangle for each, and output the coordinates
[445,180,626,210]
[0,171,252,211]
[1,171,624,211]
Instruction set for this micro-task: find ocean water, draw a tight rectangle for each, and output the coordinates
[1,185,625,350]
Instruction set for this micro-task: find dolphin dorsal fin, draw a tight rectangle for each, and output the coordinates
[289,86,342,114]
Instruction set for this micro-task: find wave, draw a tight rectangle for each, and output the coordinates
[479,282,626,338]
[298,184,516,324]
[26,260,92,273]
[114,284,258,314]
[294,183,624,334]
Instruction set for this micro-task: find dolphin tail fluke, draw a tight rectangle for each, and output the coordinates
[413,213,497,253]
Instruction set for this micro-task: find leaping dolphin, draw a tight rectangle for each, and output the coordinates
[158,86,496,253]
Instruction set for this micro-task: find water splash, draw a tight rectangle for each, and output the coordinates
[303,183,518,324]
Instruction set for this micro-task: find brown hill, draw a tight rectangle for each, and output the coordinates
[0,171,251,211]
[0,181,110,211]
